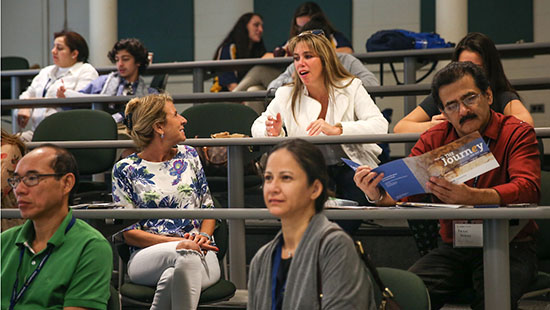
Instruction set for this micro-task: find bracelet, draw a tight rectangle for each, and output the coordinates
[365,188,385,204]
[199,232,212,241]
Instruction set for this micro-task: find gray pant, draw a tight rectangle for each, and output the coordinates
[408,241,537,310]
[128,240,221,310]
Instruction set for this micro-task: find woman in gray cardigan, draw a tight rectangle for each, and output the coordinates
[248,139,376,310]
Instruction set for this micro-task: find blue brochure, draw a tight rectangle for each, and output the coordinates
[341,157,361,171]
[372,131,499,200]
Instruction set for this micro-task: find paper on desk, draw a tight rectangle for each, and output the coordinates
[396,202,473,209]
[70,202,123,209]
[325,197,358,207]
[325,205,381,210]
[325,197,379,209]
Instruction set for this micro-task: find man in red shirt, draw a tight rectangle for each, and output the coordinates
[354,61,540,310]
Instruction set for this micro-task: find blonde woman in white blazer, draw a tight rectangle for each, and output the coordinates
[251,30,388,231]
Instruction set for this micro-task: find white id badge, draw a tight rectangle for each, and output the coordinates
[453,221,483,247]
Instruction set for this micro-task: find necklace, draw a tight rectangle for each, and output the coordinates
[282,245,294,258]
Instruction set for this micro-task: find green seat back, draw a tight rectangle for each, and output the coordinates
[32,109,117,175]
[181,103,258,138]
[1,56,29,70]
[2,56,30,100]
[374,267,430,310]
[108,284,120,310]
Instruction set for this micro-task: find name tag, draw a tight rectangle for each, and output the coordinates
[453,220,483,247]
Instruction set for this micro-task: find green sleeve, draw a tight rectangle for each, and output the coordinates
[64,237,113,310]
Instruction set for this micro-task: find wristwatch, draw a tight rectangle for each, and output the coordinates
[366,189,385,204]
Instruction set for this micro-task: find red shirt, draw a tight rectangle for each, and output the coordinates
[407,111,540,243]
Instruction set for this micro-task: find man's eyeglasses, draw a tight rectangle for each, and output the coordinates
[442,93,482,114]
[7,173,65,188]
[298,29,325,37]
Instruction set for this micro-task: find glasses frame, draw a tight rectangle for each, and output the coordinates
[442,92,482,114]
[8,173,65,189]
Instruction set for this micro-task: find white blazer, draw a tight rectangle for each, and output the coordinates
[251,78,388,167]
[17,62,98,140]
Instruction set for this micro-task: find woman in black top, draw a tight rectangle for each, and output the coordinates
[394,32,533,133]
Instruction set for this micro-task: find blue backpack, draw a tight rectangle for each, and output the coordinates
[366,29,453,52]
[365,29,454,85]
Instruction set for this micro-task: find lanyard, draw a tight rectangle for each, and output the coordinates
[41,78,53,97]
[472,138,491,188]
[9,215,76,309]
[42,68,69,97]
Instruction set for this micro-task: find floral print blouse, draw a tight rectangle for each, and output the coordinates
[112,145,214,240]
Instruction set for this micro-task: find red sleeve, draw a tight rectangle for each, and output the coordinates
[492,125,541,204]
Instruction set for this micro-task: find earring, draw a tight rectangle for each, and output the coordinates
[161,133,164,139]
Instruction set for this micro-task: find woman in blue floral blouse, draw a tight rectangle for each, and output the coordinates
[112,93,220,310]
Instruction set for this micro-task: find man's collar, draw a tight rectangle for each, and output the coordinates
[480,110,499,141]
[118,74,140,86]
[14,210,75,250]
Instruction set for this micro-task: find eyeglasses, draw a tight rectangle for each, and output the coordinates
[298,29,325,37]
[7,173,64,189]
[442,93,482,114]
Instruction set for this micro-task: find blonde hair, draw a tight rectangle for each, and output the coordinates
[124,93,173,149]
[1,129,26,155]
[287,32,354,119]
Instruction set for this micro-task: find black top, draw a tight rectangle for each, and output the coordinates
[274,257,292,310]
[419,90,520,118]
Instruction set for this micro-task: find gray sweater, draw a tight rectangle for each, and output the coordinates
[247,213,376,310]
[267,53,380,91]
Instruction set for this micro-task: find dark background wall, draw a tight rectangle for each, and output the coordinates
[118,0,194,62]
[421,0,533,44]
[116,0,533,61]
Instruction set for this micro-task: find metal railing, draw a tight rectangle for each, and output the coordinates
[2,77,549,110]
[3,41,549,106]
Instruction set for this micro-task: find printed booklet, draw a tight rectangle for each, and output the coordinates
[343,131,499,200]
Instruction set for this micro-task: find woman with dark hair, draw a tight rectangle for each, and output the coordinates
[16,30,98,141]
[211,13,267,92]
[112,94,220,310]
[394,32,533,133]
[287,2,352,54]
[248,139,376,310]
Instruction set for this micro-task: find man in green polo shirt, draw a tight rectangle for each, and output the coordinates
[1,144,113,310]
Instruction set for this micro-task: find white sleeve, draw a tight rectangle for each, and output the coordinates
[251,88,288,137]
[19,69,49,99]
[73,64,99,91]
[62,89,90,97]
[341,80,388,135]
